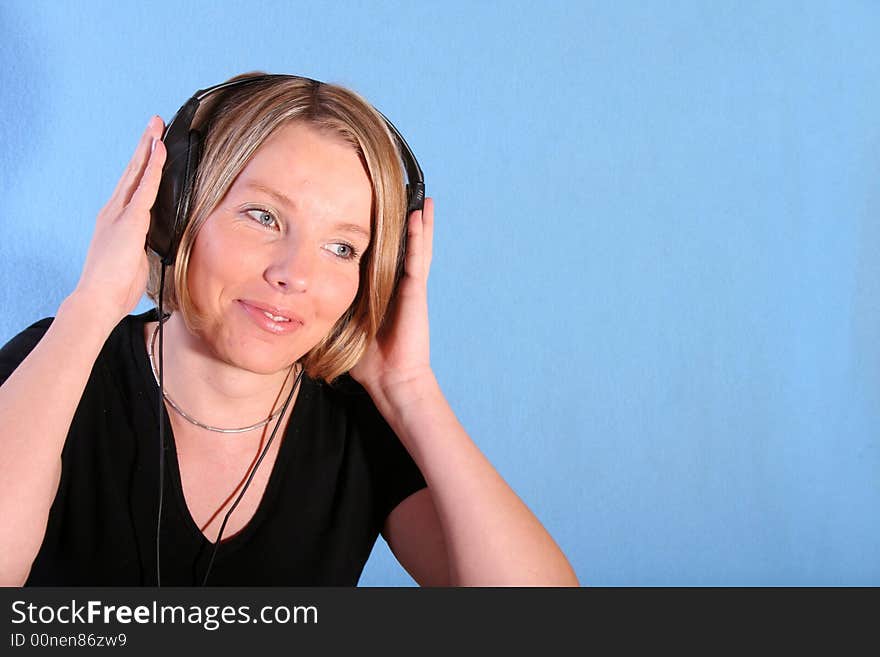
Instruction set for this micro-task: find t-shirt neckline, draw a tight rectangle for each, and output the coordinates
[128,309,306,556]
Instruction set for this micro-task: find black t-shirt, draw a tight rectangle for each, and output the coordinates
[0,310,427,586]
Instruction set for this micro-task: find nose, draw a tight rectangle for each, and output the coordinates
[263,238,315,293]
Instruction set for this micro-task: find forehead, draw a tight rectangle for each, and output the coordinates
[232,122,372,228]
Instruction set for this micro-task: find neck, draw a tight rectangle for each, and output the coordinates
[149,313,296,434]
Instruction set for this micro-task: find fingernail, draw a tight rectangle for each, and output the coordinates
[151,138,157,153]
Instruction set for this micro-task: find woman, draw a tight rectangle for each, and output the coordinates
[0,73,578,586]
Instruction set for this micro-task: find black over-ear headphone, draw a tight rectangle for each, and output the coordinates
[147,74,425,586]
[147,73,426,266]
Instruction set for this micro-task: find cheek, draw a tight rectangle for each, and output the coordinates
[315,268,361,322]
[187,238,219,311]
[186,227,252,310]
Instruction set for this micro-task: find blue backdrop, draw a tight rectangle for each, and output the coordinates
[1,1,878,585]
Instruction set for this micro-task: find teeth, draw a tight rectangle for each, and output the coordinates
[262,310,290,322]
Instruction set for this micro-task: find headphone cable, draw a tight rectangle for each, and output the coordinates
[201,365,303,586]
[155,264,167,587]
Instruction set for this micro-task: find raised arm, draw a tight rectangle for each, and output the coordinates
[0,117,166,585]
[351,199,579,586]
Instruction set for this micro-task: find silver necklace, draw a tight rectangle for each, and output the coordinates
[148,321,294,434]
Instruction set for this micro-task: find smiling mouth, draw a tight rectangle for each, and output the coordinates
[237,300,304,334]
[261,310,291,322]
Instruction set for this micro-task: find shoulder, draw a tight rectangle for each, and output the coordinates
[303,373,412,462]
[1,316,54,354]
[313,374,391,431]
[98,309,156,362]
[0,317,55,385]
[321,373,373,406]
[322,374,426,481]
[0,310,157,386]
[310,375,428,533]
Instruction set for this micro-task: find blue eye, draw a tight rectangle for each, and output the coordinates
[245,208,278,229]
[325,242,358,260]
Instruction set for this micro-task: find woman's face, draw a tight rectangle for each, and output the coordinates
[186,121,373,375]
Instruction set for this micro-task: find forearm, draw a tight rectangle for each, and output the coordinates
[369,373,579,586]
[0,294,112,584]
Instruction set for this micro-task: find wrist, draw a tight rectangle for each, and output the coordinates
[363,366,440,417]
[58,292,118,344]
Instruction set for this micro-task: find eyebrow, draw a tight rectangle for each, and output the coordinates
[243,182,371,240]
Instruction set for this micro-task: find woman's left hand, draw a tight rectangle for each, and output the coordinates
[350,197,435,399]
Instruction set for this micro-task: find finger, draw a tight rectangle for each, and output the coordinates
[125,137,167,223]
[404,208,425,283]
[108,116,165,212]
[104,128,151,216]
[422,197,434,277]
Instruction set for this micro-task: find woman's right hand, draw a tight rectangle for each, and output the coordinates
[70,116,167,332]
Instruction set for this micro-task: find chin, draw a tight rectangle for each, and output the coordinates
[217,340,303,376]
[235,357,298,377]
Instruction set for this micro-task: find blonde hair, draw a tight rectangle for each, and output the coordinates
[147,73,408,383]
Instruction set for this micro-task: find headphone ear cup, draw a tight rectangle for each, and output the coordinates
[173,128,203,255]
[147,102,202,265]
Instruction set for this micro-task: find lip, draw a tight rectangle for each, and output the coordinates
[236,299,304,335]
